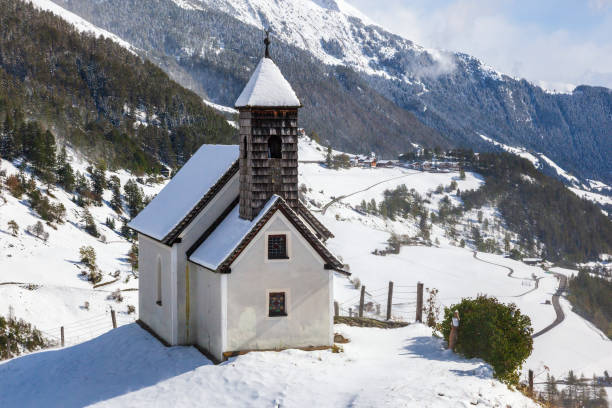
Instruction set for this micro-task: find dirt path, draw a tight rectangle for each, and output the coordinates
[320,171,419,215]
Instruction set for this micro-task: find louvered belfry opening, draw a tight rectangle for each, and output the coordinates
[239,108,299,220]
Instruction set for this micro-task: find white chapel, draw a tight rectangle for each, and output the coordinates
[129,34,347,362]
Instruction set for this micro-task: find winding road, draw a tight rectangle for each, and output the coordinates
[471,252,566,338]
[472,252,541,297]
[531,272,567,338]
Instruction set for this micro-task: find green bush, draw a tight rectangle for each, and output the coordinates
[0,315,49,360]
[440,295,533,385]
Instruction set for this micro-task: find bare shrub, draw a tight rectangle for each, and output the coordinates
[107,289,124,303]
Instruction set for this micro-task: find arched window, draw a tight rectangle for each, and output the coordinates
[156,259,162,306]
[268,135,282,159]
[243,136,248,159]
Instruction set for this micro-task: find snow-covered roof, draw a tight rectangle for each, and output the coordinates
[189,196,281,270]
[235,58,301,108]
[188,195,344,273]
[129,145,239,241]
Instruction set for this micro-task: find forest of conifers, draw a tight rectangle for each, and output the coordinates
[460,153,612,264]
[0,0,236,174]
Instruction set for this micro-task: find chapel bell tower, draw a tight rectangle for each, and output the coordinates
[235,31,302,220]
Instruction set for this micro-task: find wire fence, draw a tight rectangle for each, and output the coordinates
[336,282,422,323]
[39,310,137,347]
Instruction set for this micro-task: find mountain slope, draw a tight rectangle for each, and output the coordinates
[0,0,236,172]
[50,0,612,184]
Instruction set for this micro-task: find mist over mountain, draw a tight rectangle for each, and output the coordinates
[48,0,612,184]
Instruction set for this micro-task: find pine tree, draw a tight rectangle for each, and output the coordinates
[544,374,558,404]
[504,233,511,253]
[419,213,430,240]
[91,161,107,205]
[325,145,332,168]
[124,179,144,218]
[7,220,19,236]
[109,175,123,213]
[56,146,75,192]
[0,112,14,159]
[81,208,99,238]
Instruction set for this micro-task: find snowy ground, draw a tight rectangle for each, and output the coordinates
[1,136,611,405]
[296,136,612,396]
[0,151,166,343]
[0,323,539,408]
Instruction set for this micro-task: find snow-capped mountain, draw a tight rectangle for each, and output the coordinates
[48,0,612,186]
[171,0,424,76]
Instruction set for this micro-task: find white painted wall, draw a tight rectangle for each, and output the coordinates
[138,234,174,344]
[138,173,332,356]
[176,173,239,344]
[191,263,225,361]
[225,212,333,352]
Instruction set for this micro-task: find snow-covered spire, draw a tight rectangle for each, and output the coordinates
[234,33,301,108]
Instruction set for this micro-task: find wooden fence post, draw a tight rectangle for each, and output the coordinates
[386,281,394,320]
[60,326,65,347]
[528,369,534,396]
[349,308,352,317]
[416,282,424,323]
[358,285,365,317]
[111,309,117,329]
[376,304,380,315]
[334,301,339,317]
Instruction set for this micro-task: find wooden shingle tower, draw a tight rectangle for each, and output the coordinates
[235,32,302,220]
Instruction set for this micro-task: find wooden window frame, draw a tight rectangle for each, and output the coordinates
[268,291,288,317]
[267,234,288,260]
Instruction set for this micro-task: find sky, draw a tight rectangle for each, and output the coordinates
[345,0,612,91]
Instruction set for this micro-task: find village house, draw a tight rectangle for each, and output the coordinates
[129,34,346,362]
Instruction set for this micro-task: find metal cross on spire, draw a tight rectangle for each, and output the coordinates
[264,29,271,58]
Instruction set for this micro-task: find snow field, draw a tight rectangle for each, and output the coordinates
[0,152,166,341]
[0,323,539,407]
[295,136,612,396]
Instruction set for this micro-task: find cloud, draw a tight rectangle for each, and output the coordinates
[589,0,612,11]
[347,0,612,89]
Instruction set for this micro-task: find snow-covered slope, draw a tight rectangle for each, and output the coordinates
[0,151,165,343]
[2,136,611,404]
[0,323,540,407]
[295,135,612,395]
[28,0,135,51]
[479,133,612,209]
[172,0,437,79]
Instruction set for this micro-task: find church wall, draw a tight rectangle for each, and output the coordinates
[138,233,174,344]
[175,173,239,344]
[225,212,333,353]
[191,263,225,361]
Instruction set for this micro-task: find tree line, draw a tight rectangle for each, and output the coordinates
[0,0,236,174]
[460,153,612,263]
[567,270,612,339]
